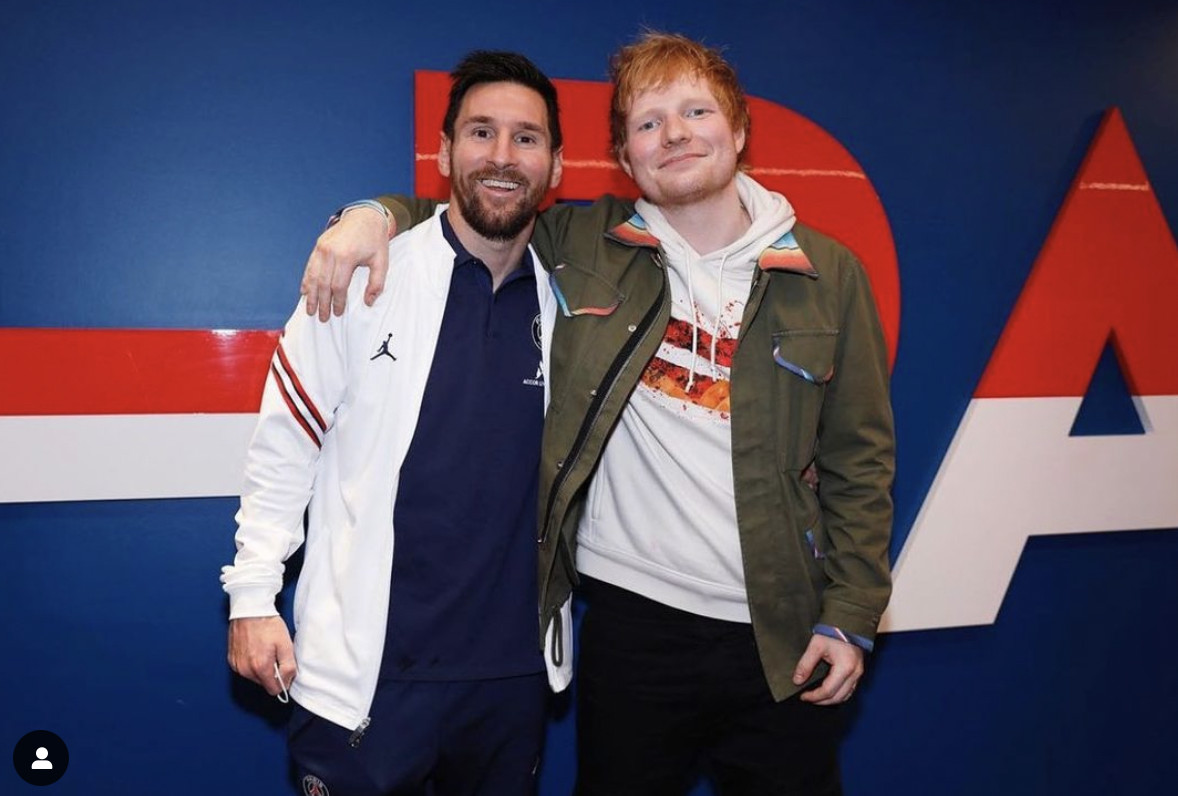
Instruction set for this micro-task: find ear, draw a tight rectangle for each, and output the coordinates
[548,147,564,190]
[438,132,452,178]
[735,126,747,158]
[617,146,633,178]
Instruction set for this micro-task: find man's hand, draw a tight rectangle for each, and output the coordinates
[228,616,297,697]
[300,205,392,321]
[793,633,865,705]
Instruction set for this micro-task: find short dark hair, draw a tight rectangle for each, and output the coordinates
[442,51,563,151]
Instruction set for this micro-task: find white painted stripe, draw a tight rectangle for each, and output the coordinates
[12,398,1176,634]
[1079,182,1151,191]
[415,151,866,179]
[881,395,1178,632]
[559,158,622,170]
[415,152,620,170]
[0,414,258,503]
[747,167,866,179]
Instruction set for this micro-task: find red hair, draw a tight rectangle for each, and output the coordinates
[609,32,751,163]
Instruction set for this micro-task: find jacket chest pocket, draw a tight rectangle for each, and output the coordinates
[546,260,632,411]
[771,328,838,470]
[548,261,626,319]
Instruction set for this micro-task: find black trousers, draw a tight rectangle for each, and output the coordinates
[575,578,844,796]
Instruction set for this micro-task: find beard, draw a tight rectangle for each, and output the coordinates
[451,165,549,242]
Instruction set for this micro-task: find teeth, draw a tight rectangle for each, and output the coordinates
[480,179,520,190]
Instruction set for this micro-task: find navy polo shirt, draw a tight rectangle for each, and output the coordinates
[379,211,545,681]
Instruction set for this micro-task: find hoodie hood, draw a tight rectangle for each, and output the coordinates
[630,173,801,390]
[634,171,796,265]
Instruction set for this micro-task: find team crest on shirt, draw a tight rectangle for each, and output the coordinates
[302,774,330,796]
[523,363,544,388]
[523,313,544,387]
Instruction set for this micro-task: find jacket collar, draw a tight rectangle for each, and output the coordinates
[757,230,819,277]
[604,212,818,277]
[603,212,660,249]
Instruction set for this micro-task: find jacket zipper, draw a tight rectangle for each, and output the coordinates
[348,717,371,748]
[539,256,668,544]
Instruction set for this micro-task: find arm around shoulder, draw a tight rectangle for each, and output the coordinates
[302,198,402,321]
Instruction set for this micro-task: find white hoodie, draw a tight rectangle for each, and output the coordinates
[576,173,797,621]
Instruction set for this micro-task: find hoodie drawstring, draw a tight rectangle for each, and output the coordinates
[685,252,699,394]
[711,253,728,378]
[684,251,730,393]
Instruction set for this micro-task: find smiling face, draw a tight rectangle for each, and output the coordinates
[618,75,745,209]
[439,81,563,243]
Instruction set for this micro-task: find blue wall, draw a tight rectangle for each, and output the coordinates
[3,1,1177,793]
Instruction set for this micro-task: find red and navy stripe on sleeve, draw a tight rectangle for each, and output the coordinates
[270,340,328,448]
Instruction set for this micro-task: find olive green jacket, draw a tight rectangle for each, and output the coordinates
[383,194,895,701]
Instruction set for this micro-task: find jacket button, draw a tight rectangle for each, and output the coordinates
[556,459,564,469]
[627,324,637,333]
[589,388,597,397]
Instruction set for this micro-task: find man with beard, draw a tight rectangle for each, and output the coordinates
[221,51,564,796]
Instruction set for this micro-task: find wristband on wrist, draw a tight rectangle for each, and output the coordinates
[326,199,391,231]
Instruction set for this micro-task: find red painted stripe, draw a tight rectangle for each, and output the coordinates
[271,363,322,448]
[0,329,278,415]
[275,341,326,432]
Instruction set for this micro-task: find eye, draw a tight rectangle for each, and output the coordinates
[470,127,493,140]
[514,132,539,146]
[685,107,711,119]
[635,118,659,133]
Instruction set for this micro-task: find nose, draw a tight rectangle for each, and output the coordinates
[662,115,689,146]
[488,133,516,166]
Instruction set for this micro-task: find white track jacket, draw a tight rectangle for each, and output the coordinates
[221,207,566,735]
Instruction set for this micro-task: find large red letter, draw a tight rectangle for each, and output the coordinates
[884,109,1178,632]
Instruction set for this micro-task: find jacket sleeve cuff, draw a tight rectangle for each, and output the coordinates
[225,584,281,621]
[812,623,874,653]
[380,196,412,240]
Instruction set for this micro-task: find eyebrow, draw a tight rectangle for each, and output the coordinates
[462,116,546,134]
